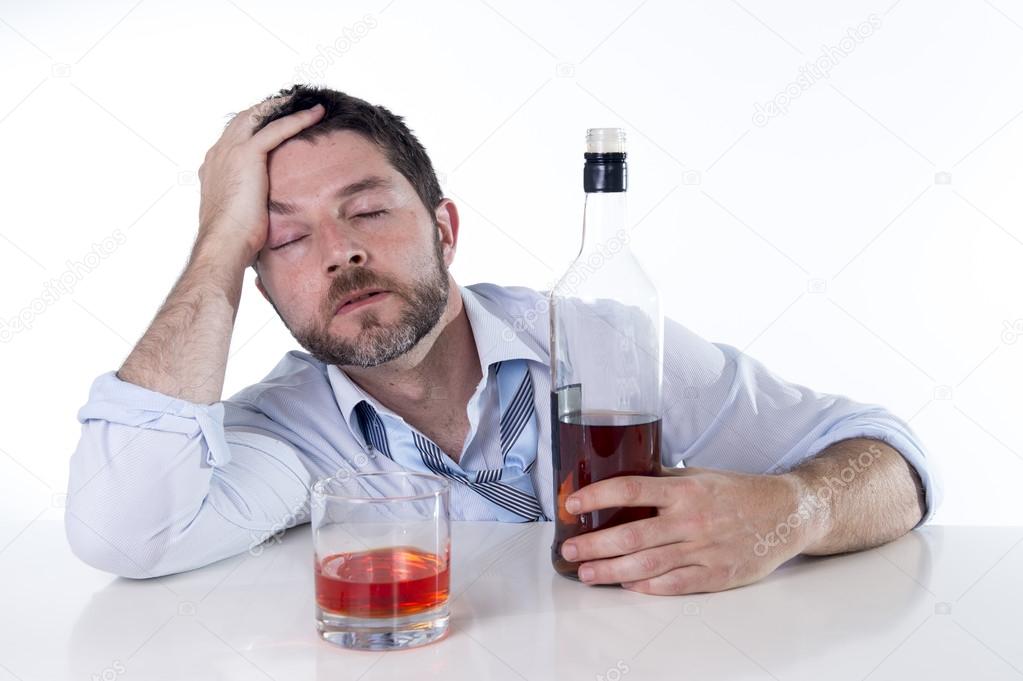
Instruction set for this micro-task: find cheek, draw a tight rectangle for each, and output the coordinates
[395,228,442,271]
[365,234,423,280]
[265,272,327,318]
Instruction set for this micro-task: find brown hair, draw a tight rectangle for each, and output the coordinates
[252,84,443,216]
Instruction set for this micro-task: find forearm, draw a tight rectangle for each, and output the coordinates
[783,437,926,556]
[117,235,249,404]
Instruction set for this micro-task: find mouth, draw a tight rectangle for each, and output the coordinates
[334,289,390,316]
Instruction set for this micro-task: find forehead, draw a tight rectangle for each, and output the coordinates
[267,129,396,197]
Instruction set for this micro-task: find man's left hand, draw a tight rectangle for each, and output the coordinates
[558,467,812,595]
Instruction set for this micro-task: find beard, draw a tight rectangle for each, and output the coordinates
[275,235,449,368]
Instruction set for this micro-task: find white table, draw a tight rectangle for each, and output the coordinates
[3,514,1022,680]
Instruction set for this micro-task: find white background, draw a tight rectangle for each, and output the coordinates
[2,0,1022,550]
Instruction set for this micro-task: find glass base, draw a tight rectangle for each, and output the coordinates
[316,604,450,651]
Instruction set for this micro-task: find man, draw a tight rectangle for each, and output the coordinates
[66,85,940,595]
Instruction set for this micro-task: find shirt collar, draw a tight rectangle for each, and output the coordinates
[326,284,546,438]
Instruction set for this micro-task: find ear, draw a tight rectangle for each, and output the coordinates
[434,198,459,267]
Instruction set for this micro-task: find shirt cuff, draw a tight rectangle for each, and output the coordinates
[76,371,234,467]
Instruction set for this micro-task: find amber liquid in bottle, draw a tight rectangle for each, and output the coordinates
[551,393,661,578]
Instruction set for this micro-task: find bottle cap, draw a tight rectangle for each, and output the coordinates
[585,128,626,154]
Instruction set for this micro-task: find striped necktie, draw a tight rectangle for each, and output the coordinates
[353,358,547,522]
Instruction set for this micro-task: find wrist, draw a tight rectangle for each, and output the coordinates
[778,471,832,555]
[177,239,250,317]
[190,232,254,284]
[194,226,256,265]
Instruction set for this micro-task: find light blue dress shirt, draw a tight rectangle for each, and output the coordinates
[65,282,941,578]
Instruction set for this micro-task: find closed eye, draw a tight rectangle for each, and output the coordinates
[269,235,308,251]
[269,210,386,250]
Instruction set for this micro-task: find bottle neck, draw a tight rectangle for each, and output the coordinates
[581,191,627,252]
[580,151,628,252]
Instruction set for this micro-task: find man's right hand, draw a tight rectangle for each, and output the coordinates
[196,96,326,267]
[117,95,326,402]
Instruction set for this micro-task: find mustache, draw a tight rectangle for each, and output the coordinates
[325,270,396,312]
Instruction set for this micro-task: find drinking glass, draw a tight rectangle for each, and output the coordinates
[312,471,451,650]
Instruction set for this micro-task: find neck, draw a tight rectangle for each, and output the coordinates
[341,279,482,415]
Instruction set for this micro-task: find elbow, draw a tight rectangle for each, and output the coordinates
[64,422,215,579]
[894,444,929,531]
[64,503,170,580]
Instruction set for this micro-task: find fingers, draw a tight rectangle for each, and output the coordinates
[561,515,681,563]
[249,102,326,153]
[223,95,289,134]
[248,95,290,124]
[621,565,711,596]
[575,541,700,586]
[221,95,323,151]
[565,475,670,515]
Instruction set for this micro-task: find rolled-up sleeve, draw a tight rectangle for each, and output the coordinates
[660,317,942,527]
[65,371,314,579]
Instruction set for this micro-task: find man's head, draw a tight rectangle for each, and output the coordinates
[249,85,458,369]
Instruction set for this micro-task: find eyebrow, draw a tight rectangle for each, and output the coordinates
[268,175,393,215]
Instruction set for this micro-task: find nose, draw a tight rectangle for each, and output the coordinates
[320,222,368,274]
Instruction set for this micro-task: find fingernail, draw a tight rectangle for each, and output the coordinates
[561,542,577,560]
[565,497,580,514]
[578,566,594,582]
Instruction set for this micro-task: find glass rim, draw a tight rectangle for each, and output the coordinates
[311,470,451,503]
